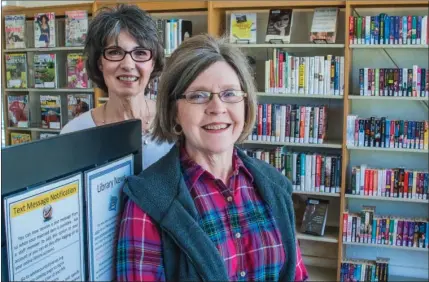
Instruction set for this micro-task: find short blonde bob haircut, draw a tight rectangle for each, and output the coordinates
[151,34,257,144]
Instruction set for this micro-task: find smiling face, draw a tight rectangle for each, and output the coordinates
[98,31,154,98]
[176,61,245,156]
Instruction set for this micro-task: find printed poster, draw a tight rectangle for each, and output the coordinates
[85,154,134,281]
[4,173,85,281]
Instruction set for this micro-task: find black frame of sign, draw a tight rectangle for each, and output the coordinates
[1,119,143,281]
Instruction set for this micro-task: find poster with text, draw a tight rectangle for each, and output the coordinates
[85,154,134,281]
[4,173,85,281]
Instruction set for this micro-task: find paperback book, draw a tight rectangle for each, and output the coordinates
[65,10,88,47]
[310,7,339,43]
[4,14,26,49]
[300,198,329,236]
[265,9,293,43]
[5,53,27,89]
[230,13,257,43]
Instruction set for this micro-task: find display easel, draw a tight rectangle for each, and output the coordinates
[1,119,143,281]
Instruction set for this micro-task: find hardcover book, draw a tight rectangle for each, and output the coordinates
[65,10,88,47]
[67,53,88,88]
[265,9,293,43]
[34,54,57,88]
[310,8,339,43]
[5,53,27,89]
[300,198,329,236]
[7,95,29,128]
[40,95,61,129]
[230,13,257,43]
[4,14,26,49]
[34,12,56,48]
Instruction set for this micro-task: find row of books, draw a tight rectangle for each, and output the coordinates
[244,148,341,194]
[5,11,88,49]
[349,165,428,200]
[357,67,428,97]
[265,52,345,96]
[156,19,192,55]
[346,116,429,150]
[248,104,329,144]
[7,94,93,129]
[340,258,390,282]
[342,207,429,249]
[9,132,58,145]
[349,14,428,45]
[230,8,339,44]
[5,53,89,89]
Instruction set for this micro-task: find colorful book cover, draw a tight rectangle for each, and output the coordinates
[65,10,88,47]
[10,132,31,145]
[67,53,88,88]
[34,12,56,48]
[265,9,293,43]
[4,14,26,49]
[67,93,93,122]
[40,95,61,129]
[5,53,27,88]
[310,8,339,43]
[34,54,57,88]
[7,95,29,128]
[230,13,257,43]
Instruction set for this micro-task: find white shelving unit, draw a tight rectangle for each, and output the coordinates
[7,127,61,133]
[294,191,341,197]
[257,92,344,99]
[3,46,84,53]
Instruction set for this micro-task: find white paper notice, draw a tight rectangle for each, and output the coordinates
[85,154,134,281]
[4,173,85,281]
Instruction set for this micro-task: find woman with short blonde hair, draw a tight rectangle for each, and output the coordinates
[117,34,308,282]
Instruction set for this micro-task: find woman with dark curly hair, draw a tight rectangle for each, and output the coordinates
[61,4,173,169]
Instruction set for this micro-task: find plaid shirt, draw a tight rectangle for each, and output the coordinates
[117,147,308,281]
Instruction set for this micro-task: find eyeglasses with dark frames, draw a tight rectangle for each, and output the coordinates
[102,46,153,62]
[178,90,247,104]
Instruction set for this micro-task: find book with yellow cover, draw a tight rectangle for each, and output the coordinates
[10,132,31,145]
[230,13,257,44]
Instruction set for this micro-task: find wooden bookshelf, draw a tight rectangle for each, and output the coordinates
[2,1,428,281]
[343,1,429,281]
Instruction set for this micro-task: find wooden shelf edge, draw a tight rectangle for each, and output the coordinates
[344,241,429,252]
[5,88,94,92]
[293,191,341,197]
[233,43,345,48]
[7,127,61,133]
[3,47,84,53]
[257,92,344,99]
[349,95,428,101]
[345,194,428,203]
[347,145,427,153]
[212,0,346,9]
[243,140,342,148]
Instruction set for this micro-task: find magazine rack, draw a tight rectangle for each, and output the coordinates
[1,119,142,281]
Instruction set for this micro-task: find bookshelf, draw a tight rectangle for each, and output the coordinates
[2,0,428,281]
[343,1,429,281]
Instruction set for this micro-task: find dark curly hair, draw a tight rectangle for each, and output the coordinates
[84,4,164,93]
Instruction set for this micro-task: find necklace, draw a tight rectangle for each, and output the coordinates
[101,99,151,129]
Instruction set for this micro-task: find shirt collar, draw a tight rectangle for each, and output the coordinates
[179,145,254,189]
